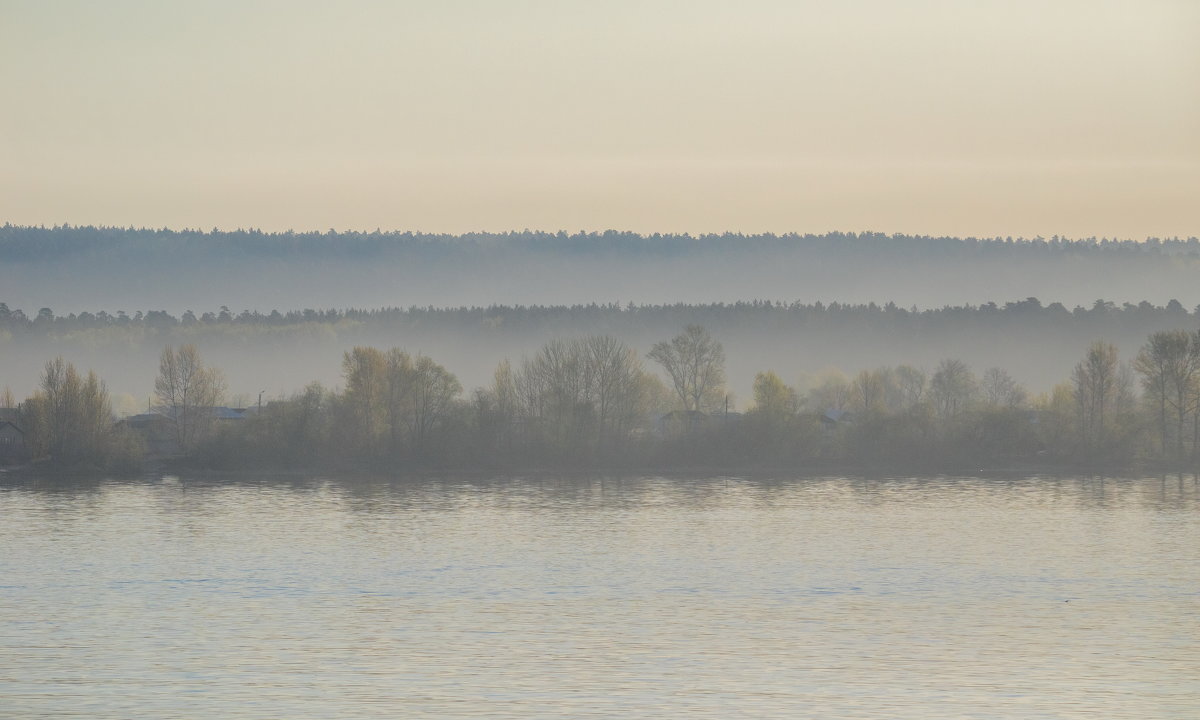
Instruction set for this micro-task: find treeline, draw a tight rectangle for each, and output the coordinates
[2,297,1196,337]
[4,224,1199,262]
[10,326,1200,474]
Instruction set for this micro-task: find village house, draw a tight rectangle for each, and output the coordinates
[0,412,29,465]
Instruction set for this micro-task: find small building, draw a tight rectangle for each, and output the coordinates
[820,408,854,426]
[657,410,709,437]
[119,413,179,456]
[121,406,250,456]
[0,419,29,465]
[212,407,249,421]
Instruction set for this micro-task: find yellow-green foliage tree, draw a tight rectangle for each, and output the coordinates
[22,357,141,469]
[747,370,803,458]
[339,346,463,460]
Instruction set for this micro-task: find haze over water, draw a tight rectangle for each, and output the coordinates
[2,474,1197,718]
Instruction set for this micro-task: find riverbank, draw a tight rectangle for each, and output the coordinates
[5,455,1191,485]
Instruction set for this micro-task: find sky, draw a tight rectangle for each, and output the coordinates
[2,0,1197,238]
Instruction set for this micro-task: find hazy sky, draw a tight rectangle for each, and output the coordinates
[2,0,1197,238]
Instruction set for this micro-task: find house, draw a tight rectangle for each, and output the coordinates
[820,408,854,426]
[118,412,179,456]
[121,406,250,456]
[0,419,29,465]
[657,410,708,436]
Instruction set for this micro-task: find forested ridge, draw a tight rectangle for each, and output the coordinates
[1,296,1196,336]
[7,225,1200,319]
[3,224,1199,261]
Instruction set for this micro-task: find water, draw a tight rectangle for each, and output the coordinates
[1,474,1197,718]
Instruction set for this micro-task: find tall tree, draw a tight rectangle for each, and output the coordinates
[409,354,462,454]
[1134,330,1200,461]
[155,344,226,452]
[341,346,388,453]
[892,365,927,412]
[22,358,114,463]
[581,335,646,449]
[851,368,891,417]
[384,349,415,454]
[648,325,726,415]
[930,359,976,420]
[1071,341,1120,453]
[981,367,1026,407]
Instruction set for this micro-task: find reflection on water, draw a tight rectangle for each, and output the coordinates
[1,474,1198,718]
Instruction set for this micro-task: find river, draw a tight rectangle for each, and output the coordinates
[1,473,1197,718]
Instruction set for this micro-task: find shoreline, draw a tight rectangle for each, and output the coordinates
[4,456,1194,484]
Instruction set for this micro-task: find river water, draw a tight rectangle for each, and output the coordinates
[1,474,1197,718]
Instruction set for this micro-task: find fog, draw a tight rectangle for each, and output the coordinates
[5,233,1200,317]
[4,229,1200,406]
[2,302,1194,416]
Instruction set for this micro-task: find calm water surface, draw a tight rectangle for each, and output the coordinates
[1,474,1197,718]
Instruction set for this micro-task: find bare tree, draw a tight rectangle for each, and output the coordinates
[647,325,726,415]
[1071,341,1119,452]
[981,367,1026,407]
[893,365,927,411]
[1134,330,1200,460]
[384,349,415,454]
[409,354,462,453]
[581,335,645,447]
[155,344,226,452]
[851,368,891,416]
[930,359,977,420]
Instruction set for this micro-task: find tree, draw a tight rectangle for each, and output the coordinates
[930,359,977,420]
[155,344,226,452]
[1071,341,1121,453]
[752,371,799,419]
[341,346,388,452]
[747,370,801,458]
[408,354,462,454]
[384,348,415,454]
[1134,330,1200,461]
[581,335,646,450]
[647,325,726,415]
[981,367,1026,408]
[851,368,891,417]
[22,357,115,464]
[892,365,927,411]
[805,370,850,412]
[507,336,649,458]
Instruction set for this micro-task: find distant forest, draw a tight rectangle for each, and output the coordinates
[4,223,1199,260]
[4,225,1200,317]
[1,296,1196,337]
